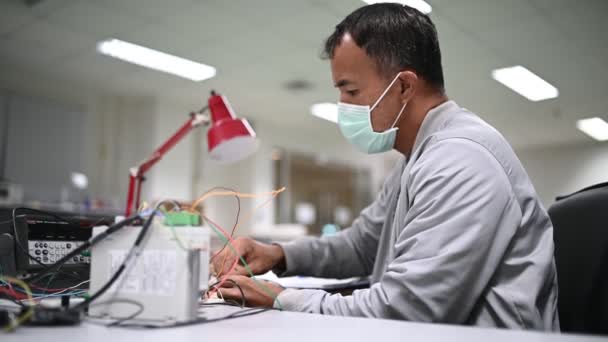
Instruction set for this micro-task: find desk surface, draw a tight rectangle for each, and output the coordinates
[3,305,605,342]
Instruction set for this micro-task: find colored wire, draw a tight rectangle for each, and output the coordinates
[24,214,142,284]
[5,287,87,300]
[203,187,241,261]
[204,215,239,290]
[201,215,282,310]
[12,208,69,270]
[11,208,108,272]
[1,277,89,301]
[189,188,285,239]
[156,199,193,251]
[209,282,246,308]
[188,187,284,273]
[167,224,189,251]
[28,280,90,300]
[216,190,282,277]
[28,280,87,292]
[86,298,145,327]
[0,276,34,331]
[223,279,246,307]
[189,187,284,213]
[72,210,156,311]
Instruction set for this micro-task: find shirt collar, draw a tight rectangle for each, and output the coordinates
[411,100,460,155]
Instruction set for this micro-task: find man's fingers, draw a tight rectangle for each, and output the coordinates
[218,275,247,287]
[232,264,250,276]
[219,287,242,300]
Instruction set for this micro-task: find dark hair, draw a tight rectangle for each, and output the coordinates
[323,3,444,91]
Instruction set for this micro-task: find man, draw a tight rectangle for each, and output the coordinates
[214,3,559,330]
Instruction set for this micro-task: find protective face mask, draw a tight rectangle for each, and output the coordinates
[337,73,407,154]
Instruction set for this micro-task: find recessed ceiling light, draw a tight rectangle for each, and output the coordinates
[491,65,558,102]
[311,103,338,123]
[361,0,432,14]
[97,38,216,82]
[576,117,608,141]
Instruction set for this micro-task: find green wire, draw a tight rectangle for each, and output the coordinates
[167,224,189,251]
[159,207,189,251]
[203,218,283,310]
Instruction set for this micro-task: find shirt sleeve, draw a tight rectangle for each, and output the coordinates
[275,139,523,323]
[275,158,404,279]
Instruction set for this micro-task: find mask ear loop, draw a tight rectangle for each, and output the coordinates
[370,72,402,112]
[389,103,407,129]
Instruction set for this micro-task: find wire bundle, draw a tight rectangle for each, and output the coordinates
[1,186,285,331]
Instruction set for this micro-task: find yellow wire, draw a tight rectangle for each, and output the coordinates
[188,187,286,213]
[188,187,286,274]
[1,276,34,332]
[217,191,281,277]
[188,186,286,308]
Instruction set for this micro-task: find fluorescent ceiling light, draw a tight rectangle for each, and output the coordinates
[491,65,558,101]
[361,0,432,14]
[311,103,338,123]
[70,172,88,190]
[576,117,608,141]
[97,38,216,82]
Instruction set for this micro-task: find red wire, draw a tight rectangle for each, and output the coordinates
[0,287,27,300]
[203,215,240,292]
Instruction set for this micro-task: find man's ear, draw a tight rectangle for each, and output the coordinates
[398,71,418,104]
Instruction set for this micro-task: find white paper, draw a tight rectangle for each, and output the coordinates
[109,249,177,296]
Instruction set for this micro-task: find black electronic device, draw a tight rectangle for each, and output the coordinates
[0,210,113,287]
[0,233,16,275]
[21,215,93,269]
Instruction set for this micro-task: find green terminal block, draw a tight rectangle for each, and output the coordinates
[164,211,201,226]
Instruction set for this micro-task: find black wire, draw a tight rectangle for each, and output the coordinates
[204,278,246,307]
[72,213,155,311]
[40,262,66,295]
[11,207,75,270]
[224,279,246,307]
[199,302,243,308]
[34,216,110,291]
[11,208,111,278]
[0,293,26,308]
[86,298,145,327]
[24,215,141,284]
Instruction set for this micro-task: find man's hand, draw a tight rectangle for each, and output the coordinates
[217,275,284,308]
[212,237,285,277]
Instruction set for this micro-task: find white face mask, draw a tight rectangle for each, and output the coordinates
[337,73,407,154]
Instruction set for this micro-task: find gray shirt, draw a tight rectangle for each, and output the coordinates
[275,100,559,330]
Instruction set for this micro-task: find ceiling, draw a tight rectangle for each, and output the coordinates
[0,0,607,149]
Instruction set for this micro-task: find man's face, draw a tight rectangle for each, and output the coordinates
[331,33,404,132]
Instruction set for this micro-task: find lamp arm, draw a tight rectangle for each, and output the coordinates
[125,111,210,216]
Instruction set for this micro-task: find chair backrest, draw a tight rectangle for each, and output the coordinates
[548,182,608,335]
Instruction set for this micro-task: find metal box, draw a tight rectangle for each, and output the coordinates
[88,220,209,323]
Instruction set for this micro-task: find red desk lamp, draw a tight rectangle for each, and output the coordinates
[124,91,258,216]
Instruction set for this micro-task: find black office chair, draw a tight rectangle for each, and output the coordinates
[548,182,608,335]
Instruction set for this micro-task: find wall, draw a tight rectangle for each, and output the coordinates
[0,72,395,231]
[0,72,158,211]
[16,66,601,237]
[193,118,399,237]
[517,143,608,208]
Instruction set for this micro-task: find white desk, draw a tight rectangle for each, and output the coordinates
[3,305,605,342]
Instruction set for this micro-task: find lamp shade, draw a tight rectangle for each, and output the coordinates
[207,92,258,164]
